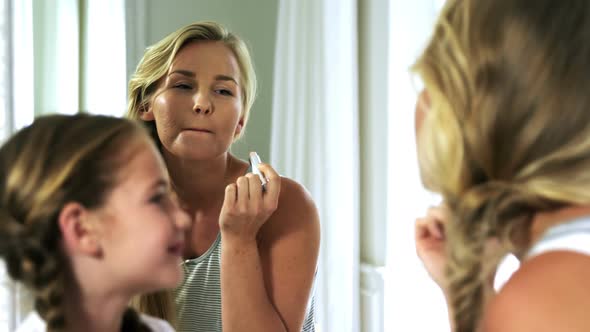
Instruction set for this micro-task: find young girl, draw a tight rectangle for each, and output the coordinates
[127,21,320,332]
[413,0,590,331]
[0,113,190,332]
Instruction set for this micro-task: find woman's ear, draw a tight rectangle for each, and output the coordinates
[58,202,102,258]
[234,119,244,137]
[139,104,155,121]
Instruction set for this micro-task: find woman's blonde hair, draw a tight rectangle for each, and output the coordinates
[126,21,258,143]
[413,0,590,330]
[0,114,152,332]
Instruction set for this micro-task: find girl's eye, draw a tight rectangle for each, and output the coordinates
[150,192,167,204]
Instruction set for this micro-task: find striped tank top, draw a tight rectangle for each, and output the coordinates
[174,233,317,332]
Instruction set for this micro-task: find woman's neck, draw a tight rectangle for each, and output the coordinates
[163,151,248,211]
[529,205,590,244]
[507,205,590,260]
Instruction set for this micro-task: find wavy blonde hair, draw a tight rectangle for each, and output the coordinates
[126,21,258,142]
[414,0,590,330]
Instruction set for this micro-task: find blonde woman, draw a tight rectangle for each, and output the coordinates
[127,22,320,332]
[413,0,590,331]
[1,114,189,332]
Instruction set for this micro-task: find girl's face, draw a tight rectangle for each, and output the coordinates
[142,41,245,161]
[94,137,190,293]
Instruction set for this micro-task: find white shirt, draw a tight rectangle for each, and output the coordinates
[527,216,590,258]
[16,311,175,332]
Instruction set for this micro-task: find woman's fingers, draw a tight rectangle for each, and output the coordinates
[246,173,263,212]
[257,163,280,212]
[236,176,250,212]
[222,183,237,213]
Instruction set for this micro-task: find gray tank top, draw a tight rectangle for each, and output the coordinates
[174,233,317,332]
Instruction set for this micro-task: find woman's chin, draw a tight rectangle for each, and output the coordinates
[167,142,229,161]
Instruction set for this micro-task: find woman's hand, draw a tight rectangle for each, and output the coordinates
[219,163,281,244]
[415,204,450,291]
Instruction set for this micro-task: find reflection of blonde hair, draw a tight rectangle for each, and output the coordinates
[0,114,150,332]
[126,21,257,141]
[414,0,590,330]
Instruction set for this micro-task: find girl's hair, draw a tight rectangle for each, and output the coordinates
[126,20,258,144]
[413,0,590,330]
[0,114,152,332]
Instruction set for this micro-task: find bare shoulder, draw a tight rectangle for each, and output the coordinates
[277,176,318,218]
[259,176,320,246]
[483,251,590,332]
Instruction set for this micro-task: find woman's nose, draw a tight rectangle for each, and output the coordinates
[193,92,212,115]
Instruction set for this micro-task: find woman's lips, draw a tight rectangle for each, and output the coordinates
[184,127,212,133]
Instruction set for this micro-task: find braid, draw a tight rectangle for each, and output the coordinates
[446,181,552,331]
[446,188,492,332]
[0,209,67,331]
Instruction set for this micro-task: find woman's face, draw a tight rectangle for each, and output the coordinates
[415,89,433,189]
[142,41,245,161]
[415,89,430,144]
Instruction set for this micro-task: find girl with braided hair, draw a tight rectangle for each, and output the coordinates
[0,113,190,331]
[413,0,590,331]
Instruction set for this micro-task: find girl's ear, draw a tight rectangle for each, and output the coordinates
[58,202,102,257]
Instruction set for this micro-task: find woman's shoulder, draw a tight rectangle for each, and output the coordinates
[278,176,315,207]
[139,313,176,331]
[276,176,319,224]
[483,251,590,331]
[260,176,320,244]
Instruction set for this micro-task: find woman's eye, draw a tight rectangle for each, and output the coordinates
[215,89,233,96]
[174,83,192,90]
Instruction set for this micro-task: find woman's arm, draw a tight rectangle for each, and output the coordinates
[258,178,320,331]
[219,166,320,332]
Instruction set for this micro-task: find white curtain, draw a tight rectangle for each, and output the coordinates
[1,1,36,330]
[17,0,126,117]
[0,0,126,330]
[270,1,360,331]
[81,0,127,115]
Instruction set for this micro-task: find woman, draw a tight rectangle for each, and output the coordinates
[127,21,320,332]
[413,0,590,331]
